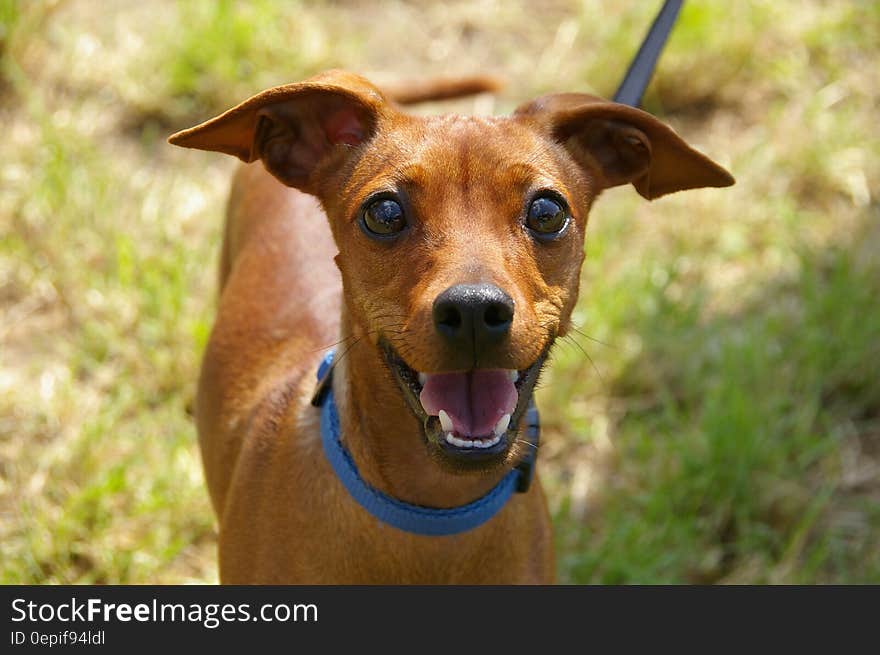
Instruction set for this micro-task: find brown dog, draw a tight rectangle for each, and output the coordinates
[169,70,733,583]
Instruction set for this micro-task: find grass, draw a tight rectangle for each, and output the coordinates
[550,230,880,583]
[1,0,878,584]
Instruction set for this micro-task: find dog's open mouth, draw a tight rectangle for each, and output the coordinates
[381,342,547,469]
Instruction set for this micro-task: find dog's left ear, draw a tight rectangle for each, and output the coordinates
[516,93,734,199]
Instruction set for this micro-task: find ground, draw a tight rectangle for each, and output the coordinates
[1,0,878,584]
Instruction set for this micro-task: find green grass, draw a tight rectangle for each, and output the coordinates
[550,230,880,583]
[2,0,878,584]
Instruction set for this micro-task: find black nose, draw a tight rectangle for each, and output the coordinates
[433,284,514,347]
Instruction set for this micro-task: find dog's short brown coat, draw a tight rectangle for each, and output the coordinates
[170,70,733,583]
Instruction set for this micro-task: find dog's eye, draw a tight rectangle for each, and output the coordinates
[526,195,569,237]
[361,198,406,236]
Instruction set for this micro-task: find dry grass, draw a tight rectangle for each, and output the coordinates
[2,0,878,583]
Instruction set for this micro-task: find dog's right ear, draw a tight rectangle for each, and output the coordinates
[168,70,387,192]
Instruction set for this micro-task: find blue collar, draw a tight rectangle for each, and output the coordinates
[312,350,539,537]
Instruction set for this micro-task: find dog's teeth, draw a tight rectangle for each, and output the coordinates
[445,432,482,448]
[418,372,427,385]
[473,434,502,449]
[444,428,505,449]
[494,413,511,437]
[509,370,519,383]
[438,410,454,433]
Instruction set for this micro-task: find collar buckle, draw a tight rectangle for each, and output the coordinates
[310,352,335,407]
[515,402,540,493]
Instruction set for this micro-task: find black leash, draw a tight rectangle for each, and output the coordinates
[613,0,684,107]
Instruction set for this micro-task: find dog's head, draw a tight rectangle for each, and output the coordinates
[170,70,733,472]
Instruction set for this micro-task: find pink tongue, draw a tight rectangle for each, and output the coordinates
[419,370,517,437]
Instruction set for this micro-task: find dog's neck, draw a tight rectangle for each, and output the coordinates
[331,307,508,509]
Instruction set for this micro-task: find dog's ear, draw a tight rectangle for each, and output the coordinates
[168,70,387,192]
[516,93,734,199]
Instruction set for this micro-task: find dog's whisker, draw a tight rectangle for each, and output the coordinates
[369,311,409,320]
[513,438,539,451]
[371,317,408,325]
[568,322,615,349]
[314,324,400,354]
[330,336,365,370]
[311,334,358,353]
[562,334,607,388]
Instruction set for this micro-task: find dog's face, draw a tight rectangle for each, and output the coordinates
[323,113,588,470]
[169,70,733,473]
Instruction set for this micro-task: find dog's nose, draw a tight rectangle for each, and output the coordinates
[433,283,514,347]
